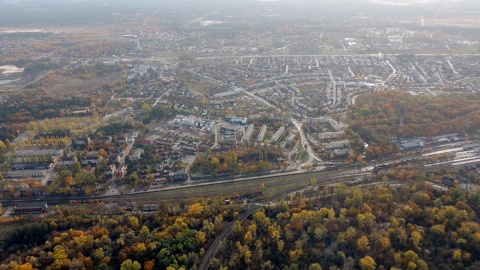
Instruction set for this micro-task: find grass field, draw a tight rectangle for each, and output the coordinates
[298,150,309,163]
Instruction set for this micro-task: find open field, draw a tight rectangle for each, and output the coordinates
[39,74,122,98]
[0,65,24,75]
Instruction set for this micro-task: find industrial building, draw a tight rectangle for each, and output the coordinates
[14,203,48,214]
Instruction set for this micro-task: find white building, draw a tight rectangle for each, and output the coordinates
[271,126,285,145]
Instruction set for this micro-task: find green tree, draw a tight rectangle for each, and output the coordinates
[357,236,371,253]
[129,172,140,186]
[72,161,81,174]
[310,178,317,190]
[98,263,109,270]
[120,259,141,270]
[468,171,477,185]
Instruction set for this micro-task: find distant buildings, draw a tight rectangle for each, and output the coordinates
[400,141,424,151]
[231,117,247,124]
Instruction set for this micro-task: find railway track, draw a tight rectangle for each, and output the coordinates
[197,174,350,270]
[0,167,369,270]
[0,168,357,207]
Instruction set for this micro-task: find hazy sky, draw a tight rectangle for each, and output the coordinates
[0,0,477,26]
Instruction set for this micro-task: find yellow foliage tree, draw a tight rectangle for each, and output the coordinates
[359,256,376,270]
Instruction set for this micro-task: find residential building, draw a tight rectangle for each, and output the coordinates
[257,125,267,143]
[58,156,77,166]
[271,126,286,145]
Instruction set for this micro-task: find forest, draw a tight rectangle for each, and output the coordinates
[349,91,480,139]
[2,183,480,269]
[0,197,242,270]
[347,91,480,159]
[0,94,91,123]
[213,182,480,270]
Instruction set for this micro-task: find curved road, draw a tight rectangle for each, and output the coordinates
[291,118,322,165]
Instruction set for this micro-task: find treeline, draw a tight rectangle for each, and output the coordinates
[349,91,480,139]
[347,91,480,159]
[56,62,125,79]
[97,123,135,137]
[0,126,17,142]
[0,95,91,123]
[142,105,178,125]
[50,162,106,195]
[26,116,103,137]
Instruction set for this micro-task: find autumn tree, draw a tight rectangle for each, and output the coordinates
[359,256,376,270]
[120,259,141,270]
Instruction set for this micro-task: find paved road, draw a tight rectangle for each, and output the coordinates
[291,118,322,165]
[153,87,174,106]
[385,60,397,84]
